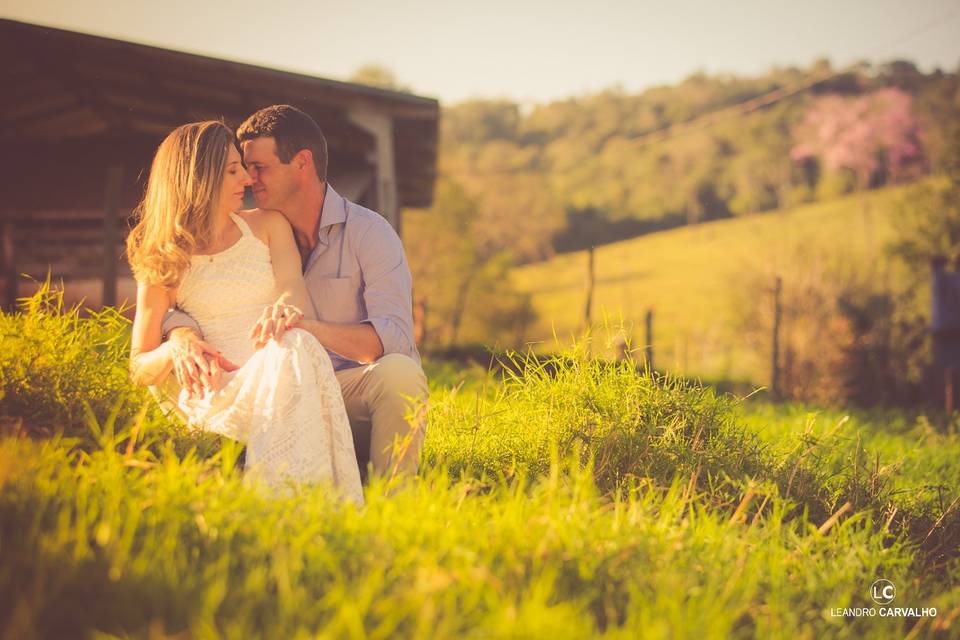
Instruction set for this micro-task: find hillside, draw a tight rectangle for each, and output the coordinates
[513,184,912,385]
[406,62,959,361]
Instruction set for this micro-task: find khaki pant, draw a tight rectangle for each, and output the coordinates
[335,353,428,481]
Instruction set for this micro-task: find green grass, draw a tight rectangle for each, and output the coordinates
[513,185,911,384]
[739,402,960,519]
[1,288,959,638]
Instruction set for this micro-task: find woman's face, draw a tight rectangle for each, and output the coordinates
[218,144,252,214]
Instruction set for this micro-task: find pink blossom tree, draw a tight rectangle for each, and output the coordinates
[791,88,924,190]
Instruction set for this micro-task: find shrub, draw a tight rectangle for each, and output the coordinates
[0,283,147,436]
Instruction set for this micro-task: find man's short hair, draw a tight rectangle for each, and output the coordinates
[237,105,328,181]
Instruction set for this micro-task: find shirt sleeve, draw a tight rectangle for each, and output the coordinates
[357,219,420,363]
[160,308,203,342]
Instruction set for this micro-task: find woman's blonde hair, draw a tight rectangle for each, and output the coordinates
[126,121,235,287]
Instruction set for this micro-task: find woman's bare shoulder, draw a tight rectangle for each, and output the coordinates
[236,208,284,243]
[238,208,290,227]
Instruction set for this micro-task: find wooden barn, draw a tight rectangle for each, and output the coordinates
[0,18,439,309]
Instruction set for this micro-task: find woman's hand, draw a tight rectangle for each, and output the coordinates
[249,295,305,349]
[168,328,238,398]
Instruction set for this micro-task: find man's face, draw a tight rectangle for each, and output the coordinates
[241,136,299,210]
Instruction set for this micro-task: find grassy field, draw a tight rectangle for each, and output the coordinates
[513,185,911,385]
[1,288,959,638]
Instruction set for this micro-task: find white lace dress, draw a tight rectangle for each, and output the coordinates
[174,212,363,504]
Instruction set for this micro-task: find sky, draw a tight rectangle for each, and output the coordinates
[2,0,959,106]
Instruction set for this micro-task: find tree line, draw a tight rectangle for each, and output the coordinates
[436,59,958,257]
[396,59,960,356]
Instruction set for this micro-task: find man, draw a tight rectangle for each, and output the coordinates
[163,104,428,480]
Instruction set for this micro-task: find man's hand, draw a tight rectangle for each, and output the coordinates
[249,296,304,349]
[168,328,238,398]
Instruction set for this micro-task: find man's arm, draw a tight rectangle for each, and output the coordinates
[299,319,384,363]
[351,219,418,362]
[161,308,202,342]
[161,309,237,398]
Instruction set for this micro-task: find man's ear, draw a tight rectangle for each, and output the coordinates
[294,149,314,173]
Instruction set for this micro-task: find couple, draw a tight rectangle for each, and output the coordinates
[126,105,428,504]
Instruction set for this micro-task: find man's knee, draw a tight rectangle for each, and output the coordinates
[368,353,428,399]
[365,354,428,477]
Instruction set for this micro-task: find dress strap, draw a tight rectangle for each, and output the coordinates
[229,212,253,237]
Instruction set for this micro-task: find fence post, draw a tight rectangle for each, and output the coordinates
[772,276,783,398]
[614,332,629,362]
[584,246,595,332]
[413,297,427,349]
[931,258,960,413]
[645,308,654,371]
[2,220,15,312]
[946,366,956,415]
[102,164,124,309]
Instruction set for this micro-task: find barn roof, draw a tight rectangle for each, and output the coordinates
[0,18,439,209]
[0,18,440,307]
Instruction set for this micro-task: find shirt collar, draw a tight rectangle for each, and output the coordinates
[319,183,346,230]
[316,184,346,247]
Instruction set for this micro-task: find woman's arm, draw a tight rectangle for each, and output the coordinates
[265,210,316,320]
[248,210,382,361]
[129,281,176,386]
[248,211,316,348]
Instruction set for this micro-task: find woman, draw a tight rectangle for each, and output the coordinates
[126,121,363,504]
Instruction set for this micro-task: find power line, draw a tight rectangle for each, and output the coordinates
[628,65,855,149]
[627,7,960,150]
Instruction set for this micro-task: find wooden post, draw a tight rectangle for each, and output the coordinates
[645,308,654,371]
[778,156,790,211]
[682,334,689,373]
[947,366,956,415]
[102,164,123,308]
[584,246,595,331]
[772,276,783,398]
[413,297,428,349]
[931,258,960,413]
[347,111,398,231]
[2,220,16,311]
[614,332,629,362]
[515,300,531,348]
